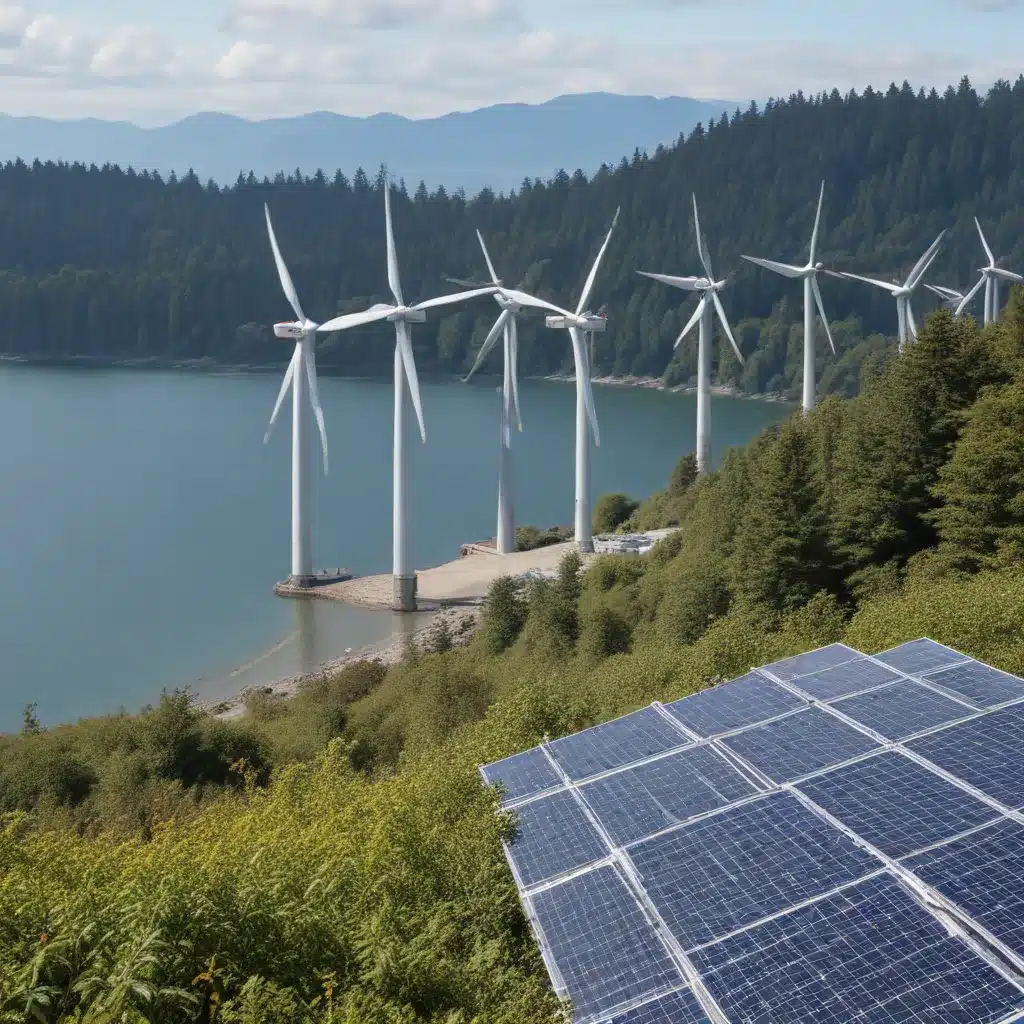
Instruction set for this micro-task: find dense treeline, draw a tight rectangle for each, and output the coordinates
[0,76,1022,398]
[1,296,1024,1021]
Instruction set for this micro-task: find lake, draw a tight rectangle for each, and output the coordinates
[0,364,792,730]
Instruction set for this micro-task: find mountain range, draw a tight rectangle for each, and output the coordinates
[0,93,737,195]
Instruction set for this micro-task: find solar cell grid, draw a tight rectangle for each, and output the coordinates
[530,864,683,1024]
[580,745,759,847]
[908,705,1024,811]
[796,752,1000,859]
[508,789,610,888]
[834,679,972,740]
[627,792,878,951]
[874,637,969,675]
[759,642,859,681]
[788,657,902,700]
[601,987,711,1024]
[721,706,880,783]
[480,746,562,806]
[924,660,1024,708]
[690,872,1024,1024]
[662,671,806,738]
[547,707,688,781]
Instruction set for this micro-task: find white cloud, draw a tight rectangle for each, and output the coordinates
[227,0,514,33]
[214,40,278,80]
[90,26,173,80]
[20,13,89,71]
[0,4,29,48]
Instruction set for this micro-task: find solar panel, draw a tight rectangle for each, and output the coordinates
[908,705,1024,811]
[796,752,1001,859]
[626,792,877,950]
[601,987,711,1024]
[923,660,1024,708]
[529,864,682,1024]
[874,637,969,675]
[788,657,903,700]
[721,706,880,783]
[508,789,610,887]
[759,642,859,681]
[663,671,807,738]
[689,872,1024,1024]
[481,746,562,806]
[834,679,972,740]
[906,819,1024,960]
[547,707,688,781]
[580,745,759,847]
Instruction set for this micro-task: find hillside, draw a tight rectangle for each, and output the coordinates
[1,298,1023,1021]
[0,77,1021,400]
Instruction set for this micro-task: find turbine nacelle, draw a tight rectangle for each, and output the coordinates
[273,320,317,339]
[545,313,608,332]
[386,307,427,324]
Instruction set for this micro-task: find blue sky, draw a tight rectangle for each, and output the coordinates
[0,0,1020,123]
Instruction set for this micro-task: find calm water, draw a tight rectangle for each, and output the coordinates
[0,365,791,729]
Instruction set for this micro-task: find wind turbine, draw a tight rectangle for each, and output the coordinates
[455,236,571,555]
[264,204,331,588]
[542,207,621,553]
[832,230,946,353]
[956,218,1023,324]
[638,194,744,475]
[741,182,834,412]
[317,183,497,610]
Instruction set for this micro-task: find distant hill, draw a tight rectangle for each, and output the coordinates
[0,93,737,195]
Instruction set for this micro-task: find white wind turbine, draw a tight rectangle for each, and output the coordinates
[456,235,574,555]
[638,194,744,475]
[832,230,946,353]
[264,204,331,588]
[956,218,1023,325]
[542,207,621,553]
[741,182,834,412]
[316,182,497,610]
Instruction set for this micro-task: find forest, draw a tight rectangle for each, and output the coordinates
[1,290,1023,1021]
[0,76,1022,399]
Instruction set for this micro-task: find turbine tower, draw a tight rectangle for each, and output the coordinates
[638,194,744,475]
[317,182,497,610]
[542,208,620,553]
[457,236,573,555]
[264,204,331,588]
[741,182,834,412]
[956,218,1023,324]
[832,231,946,353]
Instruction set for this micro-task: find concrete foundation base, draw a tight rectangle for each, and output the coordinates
[393,574,418,612]
[577,539,595,554]
[289,574,318,589]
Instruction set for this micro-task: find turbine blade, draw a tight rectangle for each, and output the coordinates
[811,276,835,354]
[302,342,329,474]
[570,326,600,446]
[809,181,825,265]
[897,297,907,350]
[837,271,902,295]
[476,229,501,285]
[975,217,995,267]
[991,268,1024,284]
[906,230,946,289]
[637,270,704,291]
[318,305,395,333]
[907,302,919,340]
[675,297,706,348]
[396,319,425,443]
[576,206,620,316]
[414,286,498,311]
[924,283,963,303]
[264,204,305,323]
[692,194,716,281]
[955,275,986,316]
[509,315,522,433]
[740,255,805,279]
[711,290,744,365]
[384,183,404,307]
[465,308,511,382]
[500,287,575,317]
[264,346,298,444]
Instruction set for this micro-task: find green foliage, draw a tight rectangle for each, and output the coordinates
[479,576,527,656]
[592,493,639,534]
[514,525,570,552]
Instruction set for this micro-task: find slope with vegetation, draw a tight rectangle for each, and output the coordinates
[0,77,1022,400]
[1,293,1023,1021]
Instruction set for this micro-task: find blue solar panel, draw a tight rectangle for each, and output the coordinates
[721,707,880,783]
[760,643,859,681]
[602,988,710,1024]
[874,638,969,675]
[908,705,1024,811]
[530,864,682,1023]
[906,819,1024,959]
[834,680,971,740]
[508,790,610,887]
[627,792,877,950]
[924,660,1024,708]
[690,872,1024,1024]
[481,746,562,805]
[663,671,806,737]
[796,752,1000,859]
[547,708,688,781]
[580,745,759,846]
[789,657,903,700]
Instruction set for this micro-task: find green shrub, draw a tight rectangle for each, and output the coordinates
[592,492,639,534]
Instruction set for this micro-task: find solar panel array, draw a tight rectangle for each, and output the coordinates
[480,638,1024,1024]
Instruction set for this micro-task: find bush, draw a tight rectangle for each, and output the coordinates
[479,576,527,655]
[592,493,639,534]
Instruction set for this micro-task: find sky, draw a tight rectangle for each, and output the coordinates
[0,0,1020,124]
